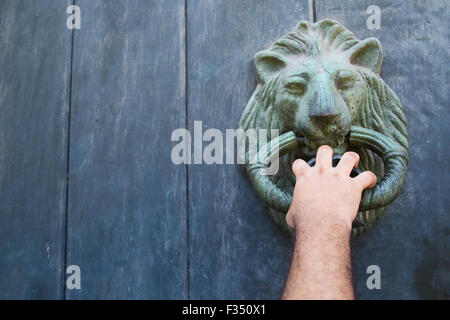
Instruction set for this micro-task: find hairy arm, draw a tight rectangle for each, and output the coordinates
[282,145,376,300]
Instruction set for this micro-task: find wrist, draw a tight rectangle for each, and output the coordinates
[289,210,353,241]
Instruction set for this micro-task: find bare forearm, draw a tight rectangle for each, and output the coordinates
[281,146,376,300]
[282,222,354,300]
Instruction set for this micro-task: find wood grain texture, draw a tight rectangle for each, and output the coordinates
[316,0,450,299]
[66,0,187,299]
[1,0,447,300]
[186,0,309,299]
[0,0,72,299]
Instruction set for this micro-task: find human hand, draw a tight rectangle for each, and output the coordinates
[286,145,377,237]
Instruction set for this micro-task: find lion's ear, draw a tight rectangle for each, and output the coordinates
[254,51,287,83]
[349,38,383,74]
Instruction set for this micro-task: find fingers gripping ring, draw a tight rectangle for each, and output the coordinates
[245,126,408,214]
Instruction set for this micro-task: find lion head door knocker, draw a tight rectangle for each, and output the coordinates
[239,20,408,238]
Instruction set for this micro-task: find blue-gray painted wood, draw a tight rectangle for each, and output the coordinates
[1,0,448,300]
[187,0,309,299]
[316,0,450,299]
[0,0,72,299]
[66,0,187,299]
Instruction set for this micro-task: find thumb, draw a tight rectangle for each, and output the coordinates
[354,171,377,190]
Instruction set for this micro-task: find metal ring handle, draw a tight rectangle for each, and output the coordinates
[245,126,408,213]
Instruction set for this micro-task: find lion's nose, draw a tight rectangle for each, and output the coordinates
[308,80,341,122]
[308,104,341,122]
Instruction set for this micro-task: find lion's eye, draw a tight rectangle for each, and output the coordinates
[285,78,307,95]
[337,73,356,90]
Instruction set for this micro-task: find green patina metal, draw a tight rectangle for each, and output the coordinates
[239,19,409,238]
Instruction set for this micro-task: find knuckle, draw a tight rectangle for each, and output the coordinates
[297,168,307,177]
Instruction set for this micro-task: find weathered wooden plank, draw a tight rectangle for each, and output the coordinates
[316,0,450,299]
[187,0,309,299]
[0,0,72,299]
[66,0,187,299]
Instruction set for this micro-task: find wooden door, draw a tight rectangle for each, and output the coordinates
[0,0,448,299]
